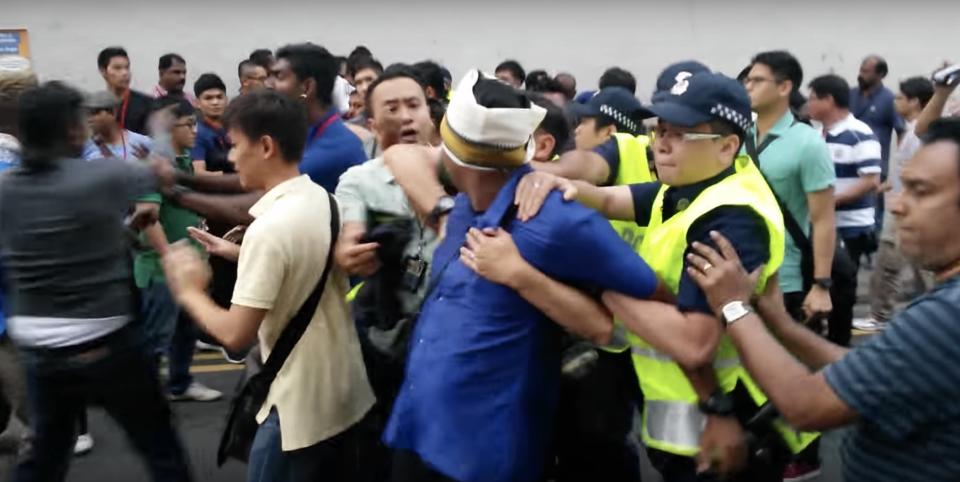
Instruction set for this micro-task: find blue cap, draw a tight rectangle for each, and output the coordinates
[643,72,753,133]
[652,60,711,103]
[568,87,645,135]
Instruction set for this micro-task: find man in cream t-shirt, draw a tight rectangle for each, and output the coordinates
[164,90,374,481]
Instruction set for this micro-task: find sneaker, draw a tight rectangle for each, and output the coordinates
[782,461,821,481]
[168,382,223,402]
[195,340,220,352]
[73,433,94,456]
[220,347,246,365]
[853,317,884,332]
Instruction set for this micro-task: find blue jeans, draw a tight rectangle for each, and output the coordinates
[139,280,196,394]
[14,324,192,482]
[248,409,360,482]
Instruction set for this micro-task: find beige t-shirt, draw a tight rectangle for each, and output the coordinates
[232,174,375,451]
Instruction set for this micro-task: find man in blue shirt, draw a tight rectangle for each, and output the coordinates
[271,43,366,192]
[382,71,664,482]
[190,73,232,174]
[851,56,904,177]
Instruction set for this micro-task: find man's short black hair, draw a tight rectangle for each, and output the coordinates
[364,65,426,118]
[809,75,850,109]
[866,55,889,77]
[751,50,803,91]
[921,118,960,178]
[276,43,338,107]
[900,76,935,109]
[412,61,447,100]
[152,96,195,118]
[708,119,745,153]
[349,46,373,61]
[18,81,85,167]
[495,60,525,83]
[599,67,637,95]
[349,56,384,79]
[97,46,128,71]
[223,90,308,164]
[238,59,256,79]
[524,70,551,92]
[194,73,226,98]
[528,93,570,159]
[248,49,274,69]
[158,53,186,71]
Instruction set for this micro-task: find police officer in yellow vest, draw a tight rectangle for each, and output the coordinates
[515,72,816,481]
[532,87,652,248]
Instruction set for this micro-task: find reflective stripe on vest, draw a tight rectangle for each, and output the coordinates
[599,134,654,353]
[630,155,818,455]
[630,346,741,370]
[643,400,707,456]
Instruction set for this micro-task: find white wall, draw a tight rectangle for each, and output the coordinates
[4,0,959,102]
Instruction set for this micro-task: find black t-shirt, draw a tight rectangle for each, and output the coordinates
[117,90,153,136]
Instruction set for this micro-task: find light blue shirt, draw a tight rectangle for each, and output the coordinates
[745,111,835,293]
[82,130,153,161]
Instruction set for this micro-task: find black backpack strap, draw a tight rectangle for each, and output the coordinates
[260,192,341,378]
[745,123,815,258]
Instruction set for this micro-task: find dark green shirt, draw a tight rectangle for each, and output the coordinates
[134,153,202,288]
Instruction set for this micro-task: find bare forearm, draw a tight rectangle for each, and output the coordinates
[176,191,259,226]
[510,263,613,344]
[727,313,848,429]
[400,179,446,221]
[810,214,835,279]
[758,301,848,369]
[143,222,170,256]
[835,177,878,206]
[682,364,720,400]
[915,87,955,137]
[179,291,257,352]
[176,172,245,194]
[604,294,720,369]
[532,150,610,185]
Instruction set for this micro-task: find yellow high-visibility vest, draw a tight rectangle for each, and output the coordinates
[629,155,818,456]
[602,133,655,353]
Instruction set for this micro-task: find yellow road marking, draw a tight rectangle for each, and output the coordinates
[193,352,227,361]
[190,364,244,373]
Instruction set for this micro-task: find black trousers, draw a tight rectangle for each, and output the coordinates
[15,325,192,482]
[647,447,786,482]
[390,450,458,482]
[551,347,643,482]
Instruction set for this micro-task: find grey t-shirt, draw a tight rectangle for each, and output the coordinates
[0,157,155,320]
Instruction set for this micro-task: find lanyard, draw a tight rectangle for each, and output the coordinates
[203,118,226,150]
[309,113,339,143]
[118,92,130,159]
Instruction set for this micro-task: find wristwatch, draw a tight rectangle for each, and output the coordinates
[427,195,456,226]
[720,300,753,326]
[698,389,736,417]
[814,277,833,290]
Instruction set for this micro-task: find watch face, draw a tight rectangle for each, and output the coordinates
[722,302,749,322]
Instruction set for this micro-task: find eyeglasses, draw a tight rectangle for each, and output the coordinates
[173,121,197,129]
[654,126,722,143]
[743,76,777,86]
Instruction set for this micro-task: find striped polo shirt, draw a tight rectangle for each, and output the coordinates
[820,113,881,236]
[824,274,960,481]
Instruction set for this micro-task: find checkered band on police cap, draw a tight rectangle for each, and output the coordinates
[709,103,751,132]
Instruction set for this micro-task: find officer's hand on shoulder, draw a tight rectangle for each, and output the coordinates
[514,171,577,222]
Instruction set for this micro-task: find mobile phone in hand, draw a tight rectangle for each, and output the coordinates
[932,64,960,87]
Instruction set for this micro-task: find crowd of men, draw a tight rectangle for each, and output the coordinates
[0,40,958,482]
